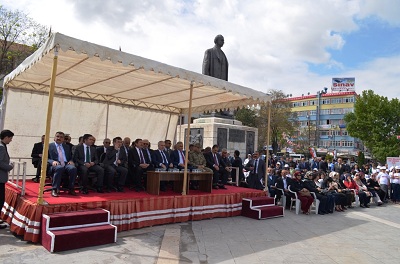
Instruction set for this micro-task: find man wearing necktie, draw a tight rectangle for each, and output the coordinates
[171,141,187,170]
[128,138,153,192]
[142,139,154,164]
[153,140,174,192]
[103,136,128,192]
[245,151,266,190]
[74,134,105,194]
[205,144,228,190]
[48,131,78,197]
[96,138,111,164]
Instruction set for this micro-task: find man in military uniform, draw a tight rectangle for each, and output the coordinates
[189,143,212,172]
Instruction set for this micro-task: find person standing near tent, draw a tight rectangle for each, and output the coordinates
[202,34,229,81]
[0,130,14,229]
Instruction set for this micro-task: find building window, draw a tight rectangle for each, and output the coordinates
[320,109,330,115]
[301,101,308,106]
[344,97,355,103]
[331,98,342,104]
[331,108,343,114]
[343,108,353,114]
[320,131,329,136]
[309,110,316,115]
[309,100,316,106]
[322,99,330,104]
[342,141,354,147]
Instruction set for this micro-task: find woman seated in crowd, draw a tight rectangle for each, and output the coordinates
[303,171,335,214]
[289,171,314,215]
[366,172,384,206]
[343,173,359,206]
[354,173,372,208]
[315,172,335,213]
[332,172,354,209]
[323,173,346,212]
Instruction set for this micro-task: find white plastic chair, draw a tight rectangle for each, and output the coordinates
[288,185,301,214]
[274,183,286,207]
[310,192,319,214]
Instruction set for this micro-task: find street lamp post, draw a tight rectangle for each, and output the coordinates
[306,114,311,147]
[315,88,328,149]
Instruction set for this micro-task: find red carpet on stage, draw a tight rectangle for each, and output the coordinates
[1,180,265,243]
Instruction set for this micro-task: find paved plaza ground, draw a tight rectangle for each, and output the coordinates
[1,202,399,264]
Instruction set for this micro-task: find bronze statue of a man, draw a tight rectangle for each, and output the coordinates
[202,34,229,81]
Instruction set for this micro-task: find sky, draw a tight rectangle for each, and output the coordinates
[3,0,400,99]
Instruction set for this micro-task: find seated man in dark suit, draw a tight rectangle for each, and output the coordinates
[96,138,111,164]
[48,131,78,197]
[142,139,154,165]
[128,138,153,192]
[275,169,293,208]
[152,140,174,170]
[205,144,228,189]
[170,141,187,170]
[102,137,127,192]
[31,135,45,183]
[266,167,278,198]
[220,148,232,186]
[74,134,105,194]
[152,140,174,191]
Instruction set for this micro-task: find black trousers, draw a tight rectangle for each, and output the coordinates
[0,182,5,211]
[247,173,263,190]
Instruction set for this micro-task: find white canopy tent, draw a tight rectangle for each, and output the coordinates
[1,32,271,201]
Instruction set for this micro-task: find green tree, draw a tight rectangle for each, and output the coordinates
[257,89,297,154]
[234,107,257,127]
[344,90,400,162]
[358,151,365,166]
[0,5,48,77]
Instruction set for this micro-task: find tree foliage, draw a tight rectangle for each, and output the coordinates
[344,90,400,162]
[257,89,297,153]
[0,5,48,75]
[234,107,257,127]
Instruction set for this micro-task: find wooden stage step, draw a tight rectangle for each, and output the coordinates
[242,197,284,220]
[41,209,117,252]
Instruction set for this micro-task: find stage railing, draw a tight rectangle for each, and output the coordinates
[9,160,27,196]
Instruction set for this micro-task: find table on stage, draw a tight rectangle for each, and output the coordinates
[147,171,213,195]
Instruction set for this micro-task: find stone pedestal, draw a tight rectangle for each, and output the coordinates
[176,117,258,157]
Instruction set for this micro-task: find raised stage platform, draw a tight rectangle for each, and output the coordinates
[1,180,265,243]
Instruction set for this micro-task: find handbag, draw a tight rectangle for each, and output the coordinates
[299,189,311,197]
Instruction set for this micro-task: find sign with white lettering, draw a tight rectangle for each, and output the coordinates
[387,157,400,169]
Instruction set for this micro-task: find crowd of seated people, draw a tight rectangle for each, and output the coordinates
[30,133,250,196]
[30,132,400,212]
[262,154,397,215]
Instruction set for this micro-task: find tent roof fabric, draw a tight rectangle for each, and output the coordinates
[3,33,271,114]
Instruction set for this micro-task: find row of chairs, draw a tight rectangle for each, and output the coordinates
[274,185,361,215]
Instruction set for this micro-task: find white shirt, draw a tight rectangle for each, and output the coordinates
[377,172,390,185]
[392,172,400,184]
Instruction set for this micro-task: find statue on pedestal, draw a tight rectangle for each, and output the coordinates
[202,34,228,81]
